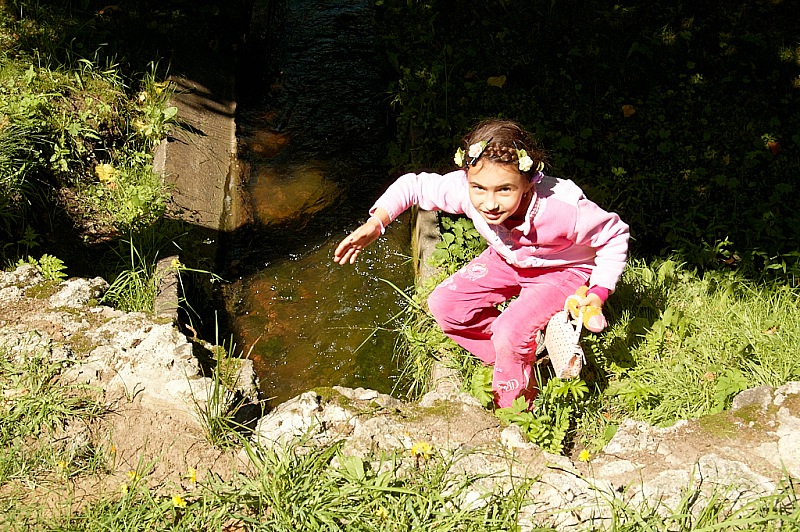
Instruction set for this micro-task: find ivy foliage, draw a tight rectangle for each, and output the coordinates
[378,0,800,281]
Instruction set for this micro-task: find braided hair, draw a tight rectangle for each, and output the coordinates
[461,119,548,176]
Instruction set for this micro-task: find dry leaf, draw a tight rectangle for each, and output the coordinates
[621,104,636,117]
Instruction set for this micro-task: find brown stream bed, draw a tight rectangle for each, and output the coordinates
[218,0,413,405]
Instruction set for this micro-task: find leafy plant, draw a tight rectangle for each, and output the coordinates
[466,364,494,408]
[380,0,800,282]
[496,376,589,454]
[17,253,68,281]
[428,215,487,275]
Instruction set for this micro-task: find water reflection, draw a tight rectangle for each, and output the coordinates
[221,0,412,405]
[248,162,342,225]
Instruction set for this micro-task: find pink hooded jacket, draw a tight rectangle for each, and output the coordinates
[370,170,630,292]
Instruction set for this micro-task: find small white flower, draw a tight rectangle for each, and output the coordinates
[468,141,486,159]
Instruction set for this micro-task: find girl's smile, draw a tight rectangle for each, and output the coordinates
[467,160,534,226]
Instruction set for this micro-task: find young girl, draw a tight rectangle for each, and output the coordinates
[334,119,629,408]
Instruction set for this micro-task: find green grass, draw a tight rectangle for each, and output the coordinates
[395,216,800,454]
[193,338,258,449]
[599,475,799,531]
[3,434,798,531]
[585,259,800,444]
[0,8,176,258]
[4,439,530,531]
[0,346,107,487]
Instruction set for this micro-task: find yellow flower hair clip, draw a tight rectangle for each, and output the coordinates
[516,149,534,172]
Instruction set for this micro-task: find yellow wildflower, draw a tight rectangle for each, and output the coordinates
[578,449,591,462]
[126,470,139,482]
[186,466,197,485]
[120,483,129,495]
[171,258,183,269]
[375,507,389,520]
[410,441,432,459]
[57,460,67,471]
[172,494,187,508]
[95,163,116,183]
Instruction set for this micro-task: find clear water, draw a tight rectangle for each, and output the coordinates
[220,0,413,405]
[223,218,412,405]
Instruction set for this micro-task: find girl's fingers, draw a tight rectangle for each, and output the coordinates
[334,222,379,264]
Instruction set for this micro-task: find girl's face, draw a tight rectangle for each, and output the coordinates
[467,160,533,226]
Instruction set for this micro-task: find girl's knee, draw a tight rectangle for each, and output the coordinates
[491,323,540,364]
[427,283,458,326]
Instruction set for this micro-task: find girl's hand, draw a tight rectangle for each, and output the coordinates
[575,292,603,311]
[575,292,607,333]
[333,218,383,265]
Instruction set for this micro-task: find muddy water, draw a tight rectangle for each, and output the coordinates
[221,0,413,405]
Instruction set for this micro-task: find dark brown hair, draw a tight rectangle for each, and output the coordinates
[462,118,547,175]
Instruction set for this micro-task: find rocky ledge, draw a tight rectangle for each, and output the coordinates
[1,264,798,529]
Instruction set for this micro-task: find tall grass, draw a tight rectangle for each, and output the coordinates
[101,236,162,313]
[592,259,800,431]
[6,434,799,531]
[600,475,799,531]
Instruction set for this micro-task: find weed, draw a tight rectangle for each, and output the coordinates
[428,215,487,276]
[0,346,105,487]
[16,253,68,281]
[598,474,800,531]
[380,0,800,282]
[496,374,590,454]
[194,342,253,450]
[101,236,160,313]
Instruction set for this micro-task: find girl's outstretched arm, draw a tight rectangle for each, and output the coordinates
[333,208,390,265]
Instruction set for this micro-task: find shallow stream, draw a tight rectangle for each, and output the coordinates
[219,0,413,405]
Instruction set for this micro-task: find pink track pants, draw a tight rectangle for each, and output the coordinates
[427,247,588,408]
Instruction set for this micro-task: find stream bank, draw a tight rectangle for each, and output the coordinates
[2,264,799,529]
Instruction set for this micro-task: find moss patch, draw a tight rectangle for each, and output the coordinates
[24,280,59,299]
[696,411,743,439]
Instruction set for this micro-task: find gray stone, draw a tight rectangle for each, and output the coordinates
[49,277,109,308]
[0,264,42,289]
[731,385,774,412]
[253,391,323,448]
[774,381,800,406]
[604,418,661,455]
